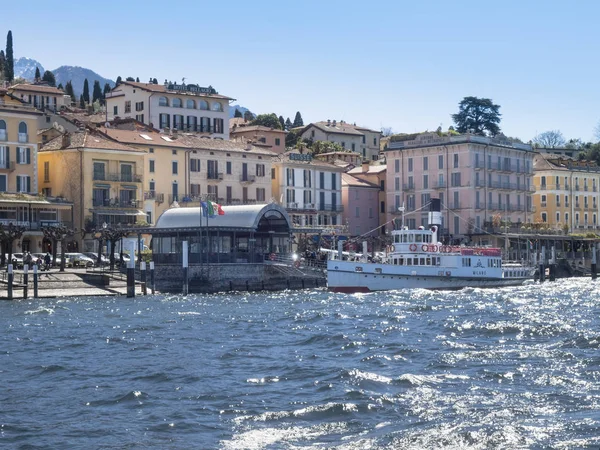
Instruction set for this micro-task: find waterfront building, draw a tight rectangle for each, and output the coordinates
[0,90,73,254]
[101,125,276,225]
[533,153,600,232]
[313,151,363,170]
[347,161,387,235]
[341,173,380,238]
[8,83,70,112]
[105,80,234,139]
[230,121,287,153]
[271,150,345,233]
[38,129,146,251]
[385,133,535,242]
[298,120,382,161]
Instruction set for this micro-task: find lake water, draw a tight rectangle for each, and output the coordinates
[1,279,600,449]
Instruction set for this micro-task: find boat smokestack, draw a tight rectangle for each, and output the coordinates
[428,198,442,243]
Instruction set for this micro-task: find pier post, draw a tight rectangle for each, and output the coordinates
[592,243,598,280]
[126,242,136,298]
[337,240,343,261]
[150,261,155,294]
[33,265,38,298]
[7,264,13,300]
[141,261,147,295]
[23,264,29,299]
[362,241,368,262]
[539,246,546,283]
[182,241,189,295]
[548,246,556,282]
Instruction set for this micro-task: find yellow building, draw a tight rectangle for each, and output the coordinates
[0,89,73,254]
[533,153,600,232]
[38,130,146,251]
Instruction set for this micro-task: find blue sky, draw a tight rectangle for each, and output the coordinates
[3,0,600,142]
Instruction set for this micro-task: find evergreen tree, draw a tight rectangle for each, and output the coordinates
[34,66,41,80]
[116,76,122,85]
[103,83,111,99]
[278,115,285,129]
[152,78,158,84]
[452,96,501,136]
[136,77,140,82]
[285,117,293,130]
[243,110,255,121]
[234,108,242,118]
[79,94,85,109]
[0,50,5,80]
[42,70,56,87]
[250,113,282,130]
[292,111,304,128]
[125,77,135,82]
[92,80,102,104]
[82,79,90,104]
[57,83,64,90]
[5,30,14,82]
[65,81,76,105]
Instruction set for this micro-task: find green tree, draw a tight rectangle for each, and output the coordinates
[0,50,5,80]
[285,117,293,130]
[579,143,600,165]
[42,70,56,87]
[234,108,242,118]
[116,76,122,85]
[152,78,158,84]
[65,81,76,105]
[285,129,301,148]
[125,77,135,82]
[103,83,111,103]
[250,113,282,129]
[243,110,255,121]
[451,96,501,136]
[79,94,85,109]
[57,83,63,90]
[311,140,345,155]
[278,115,285,129]
[82,78,90,104]
[136,77,140,82]
[92,80,102,104]
[34,66,41,80]
[293,111,304,128]
[5,30,14,82]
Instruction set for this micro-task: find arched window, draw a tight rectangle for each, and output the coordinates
[186,99,195,109]
[199,100,209,110]
[0,120,6,130]
[158,97,169,107]
[19,122,28,134]
[172,98,182,108]
[211,102,223,112]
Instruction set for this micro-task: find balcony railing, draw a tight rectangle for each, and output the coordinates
[433,181,446,189]
[18,133,28,143]
[144,190,156,200]
[0,161,15,171]
[92,199,140,208]
[93,172,142,183]
[240,175,256,183]
[0,130,6,141]
[286,202,317,211]
[318,204,344,212]
[403,183,415,191]
[207,172,224,180]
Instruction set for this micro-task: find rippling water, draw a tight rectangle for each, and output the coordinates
[2,279,600,449]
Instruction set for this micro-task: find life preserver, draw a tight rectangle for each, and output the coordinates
[409,244,417,252]
[446,271,451,276]
[294,260,300,268]
[269,253,276,261]
[441,245,448,253]
[430,244,438,252]
[453,246,460,253]
[422,244,428,252]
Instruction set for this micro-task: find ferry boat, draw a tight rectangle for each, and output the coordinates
[327,201,535,293]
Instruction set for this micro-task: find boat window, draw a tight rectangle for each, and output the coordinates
[415,234,422,243]
[426,257,431,265]
[406,258,411,266]
[395,235,400,243]
[420,258,425,265]
[408,234,414,243]
[413,257,419,265]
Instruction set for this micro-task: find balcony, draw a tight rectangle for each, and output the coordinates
[318,204,344,212]
[18,133,28,143]
[433,181,446,189]
[92,198,141,209]
[144,190,156,200]
[403,183,415,191]
[240,175,256,183]
[207,172,224,181]
[0,161,15,172]
[93,172,142,183]
[0,219,73,231]
[0,130,6,141]
[286,202,316,211]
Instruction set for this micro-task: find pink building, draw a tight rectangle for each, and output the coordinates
[385,133,535,243]
[342,173,380,237]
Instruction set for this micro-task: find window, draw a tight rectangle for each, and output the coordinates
[172,149,177,155]
[227,161,232,174]
[146,211,152,224]
[257,188,266,202]
[149,148,154,153]
[149,160,155,173]
[423,156,428,171]
[211,102,223,112]
[186,99,195,109]
[451,172,461,187]
[373,137,377,146]
[125,101,131,113]
[16,147,30,164]
[0,174,6,192]
[395,177,400,191]
[214,118,224,134]
[135,101,144,111]
[380,180,385,191]
[287,168,295,186]
[199,100,209,110]
[172,98,182,108]
[423,174,428,189]
[256,164,265,177]
[44,161,50,182]
[172,161,178,174]
[341,142,345,148]
[331,173,337,190]
[226,186,232,203]
[93,162,105,180]
[380,201,385,213]
[319,172,325,189]
[453,154,459,168]
[541,212,547,223]
[355,207,360,218]
[16,175,30,193]
[351,143,355,151]
[0,120,6,140]
[158,97,168,107]
[113,105,118,115]
[135,114,144,122]
[207,160,219,179]
[275,138,281,146]
[439,154,444,169]
[303,169,311,187]
[159,113,170,129]
[149,181,155,191]
[395,159,400,173]
[408,158,413,172]
[190,159,200,172]
[271,168,275,179]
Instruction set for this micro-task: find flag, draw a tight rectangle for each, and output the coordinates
[211,201,225,215]
[200,201,209,217]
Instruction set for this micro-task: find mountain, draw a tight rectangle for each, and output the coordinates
[229,104,251,118]
[14,57,45,80]
[52,66,115,97]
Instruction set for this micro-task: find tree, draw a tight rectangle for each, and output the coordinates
[0,50,5,80]
[243,110,255,121]
[65,81,76,105]
[311,140,345,155]
[79,94,85,109]
[34,66,41,80]
[451,96,501,136]
[250,113,282,129]
[92,80,102,104]
[42,70,56,87]
[136,77,140,82]
[5,30,14,82]
[285,117,293,130]
[57,83,63,90]
[152,78,158,84]
[0,223,25,266]
[125,77,135,82]
[234,108,242,118]
[41,225,75,271]
[381,126,393,137]
[103,82,111,100]
[293,111,304,128]
[533,130,566,148]
[278,115,285,129]
[285,129,301,148]
[116,76,122,85]
[82,79,90,104]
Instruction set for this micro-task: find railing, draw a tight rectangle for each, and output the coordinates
[286,203,317,211]
[433,181,446,189]
[318,204,344,212]
[207,172,223,180]
[0,219,73,230]
[240,175,256,183]
[144,190,156,200]
[0,161,15,171]
[403,183,415,191]
[93,172,142,182]
[18,133,28,143]
[93,199,141,208]
[0,130,6,141]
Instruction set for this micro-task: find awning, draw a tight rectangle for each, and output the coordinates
[121,185,138,190]
[96,209,147,216]
[94,184,111,189]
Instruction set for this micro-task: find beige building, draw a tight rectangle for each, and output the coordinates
[230,122,287,153]
[347,162,387,234]
[0,90,72,254]
[272,150,345,232]
[38,130,146,251]
[299,120,382,161]
[101,125,276,224]
[105,80,234,139]
[8,83,70,112]
[533,154,600,232]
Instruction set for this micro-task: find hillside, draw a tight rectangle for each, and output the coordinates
[52,66,115,97]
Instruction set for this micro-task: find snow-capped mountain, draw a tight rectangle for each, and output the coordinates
[14,57,45,80]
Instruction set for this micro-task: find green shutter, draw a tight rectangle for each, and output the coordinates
[26,148,31,164]
[26,177,31,193]
[16,176,20,192]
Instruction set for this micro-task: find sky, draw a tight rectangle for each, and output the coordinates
[3,0,600,142]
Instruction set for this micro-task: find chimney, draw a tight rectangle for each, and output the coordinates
[362,160,370,173]
[61,132,71,149]
[327,119,331,126]
[332,120,337,127]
